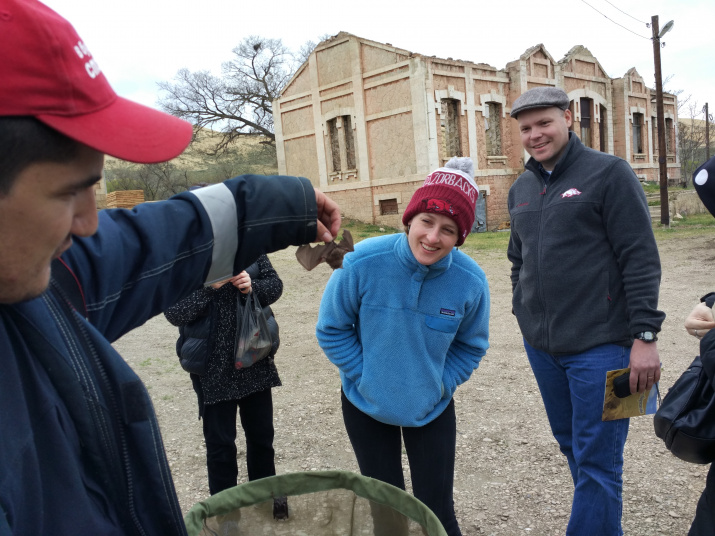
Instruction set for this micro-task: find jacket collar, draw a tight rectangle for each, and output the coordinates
[395,233,452,281]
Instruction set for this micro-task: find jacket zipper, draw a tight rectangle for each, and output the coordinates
[48,281,151,535]
[69,300,187,535]
[537,177,549,349]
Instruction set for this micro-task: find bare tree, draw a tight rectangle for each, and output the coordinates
[660,76,709,187]
[106,161,194,201]
[677,100,708,187]
[105,163,143,194]
[151,162,194,198]
[296,35,330,64]
[158,36,310,153]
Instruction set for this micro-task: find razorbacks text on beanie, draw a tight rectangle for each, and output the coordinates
[402,157,478,246]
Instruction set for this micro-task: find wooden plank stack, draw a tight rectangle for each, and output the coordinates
[106,190,145,209]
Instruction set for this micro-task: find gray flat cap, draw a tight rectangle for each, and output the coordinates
[510,87,570,118]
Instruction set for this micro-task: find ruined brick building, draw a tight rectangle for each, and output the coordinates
[272,33,679,231]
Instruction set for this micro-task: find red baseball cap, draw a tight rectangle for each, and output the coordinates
[0,0,192,163]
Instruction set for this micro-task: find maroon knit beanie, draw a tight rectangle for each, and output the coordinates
[402,157,478,246]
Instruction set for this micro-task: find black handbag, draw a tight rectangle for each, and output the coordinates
[262,305,280,356]
[176,312,212,376]
[653,350,715,464]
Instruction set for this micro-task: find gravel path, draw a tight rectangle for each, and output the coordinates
[113,233,715,535]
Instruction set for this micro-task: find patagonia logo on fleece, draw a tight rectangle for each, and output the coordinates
[440,308,455,316]
[561,188,582,198]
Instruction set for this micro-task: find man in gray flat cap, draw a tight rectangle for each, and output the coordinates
[507,86,665,535]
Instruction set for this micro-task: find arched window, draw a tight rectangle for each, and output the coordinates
[599,104,607,152]
[485,102,502,156]
[665,118,674,154]
[632,113,644,154]
[440,98,462,159]
[326,115,356,173]
[580,98,593,148]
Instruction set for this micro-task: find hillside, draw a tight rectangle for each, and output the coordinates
[103,128,278,202]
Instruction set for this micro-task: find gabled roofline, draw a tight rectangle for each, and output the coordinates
[558,45,610,79]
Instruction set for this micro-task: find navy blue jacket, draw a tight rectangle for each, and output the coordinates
[0,175,317,535]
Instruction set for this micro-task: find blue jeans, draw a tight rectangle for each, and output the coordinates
[524,340,630,536]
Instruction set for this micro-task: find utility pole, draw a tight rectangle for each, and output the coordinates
[651,15,673,226]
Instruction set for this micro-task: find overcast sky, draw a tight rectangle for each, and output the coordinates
[45,0,714,120]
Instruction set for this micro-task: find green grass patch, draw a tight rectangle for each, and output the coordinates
[641,182,661,195]
[653,212,715,238]
[459,230,511,255]
[340,210,714,258]
[341,218,399,238]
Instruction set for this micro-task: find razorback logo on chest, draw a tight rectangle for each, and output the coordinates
[561,188,582,198]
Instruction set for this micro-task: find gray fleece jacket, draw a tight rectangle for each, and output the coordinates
[507,132,665,355]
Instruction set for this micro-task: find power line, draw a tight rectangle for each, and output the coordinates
[601,0,648,25]
[578,0,650,40]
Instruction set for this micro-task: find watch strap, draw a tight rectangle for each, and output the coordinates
[634,331,658,342]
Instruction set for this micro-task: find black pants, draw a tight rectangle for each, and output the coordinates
[202,388,275,495]
[690,463,715,536]
[341,390,462,536]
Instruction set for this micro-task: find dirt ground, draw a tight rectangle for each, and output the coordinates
[113,232,715,535]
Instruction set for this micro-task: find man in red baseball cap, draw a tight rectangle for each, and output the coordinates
[0,1,340,534]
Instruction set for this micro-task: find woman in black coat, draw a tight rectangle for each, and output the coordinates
[165,254,287,517]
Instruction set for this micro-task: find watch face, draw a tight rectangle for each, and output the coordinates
[637,331,656,341]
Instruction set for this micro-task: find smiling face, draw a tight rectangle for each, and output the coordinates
[0,144,103,303]
[406,212,459,265]
[518,106,572,171]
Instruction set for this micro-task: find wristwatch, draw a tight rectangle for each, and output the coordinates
[634,331,658,342]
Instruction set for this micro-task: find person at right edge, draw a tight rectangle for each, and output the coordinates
[507,86,665,535]
[683,155,715,535]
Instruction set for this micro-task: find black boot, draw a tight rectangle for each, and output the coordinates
[272,496,289,520]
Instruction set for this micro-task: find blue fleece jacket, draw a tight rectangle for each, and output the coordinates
[316,233,490,427]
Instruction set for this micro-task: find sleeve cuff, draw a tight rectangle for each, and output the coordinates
[700,292,715,308]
